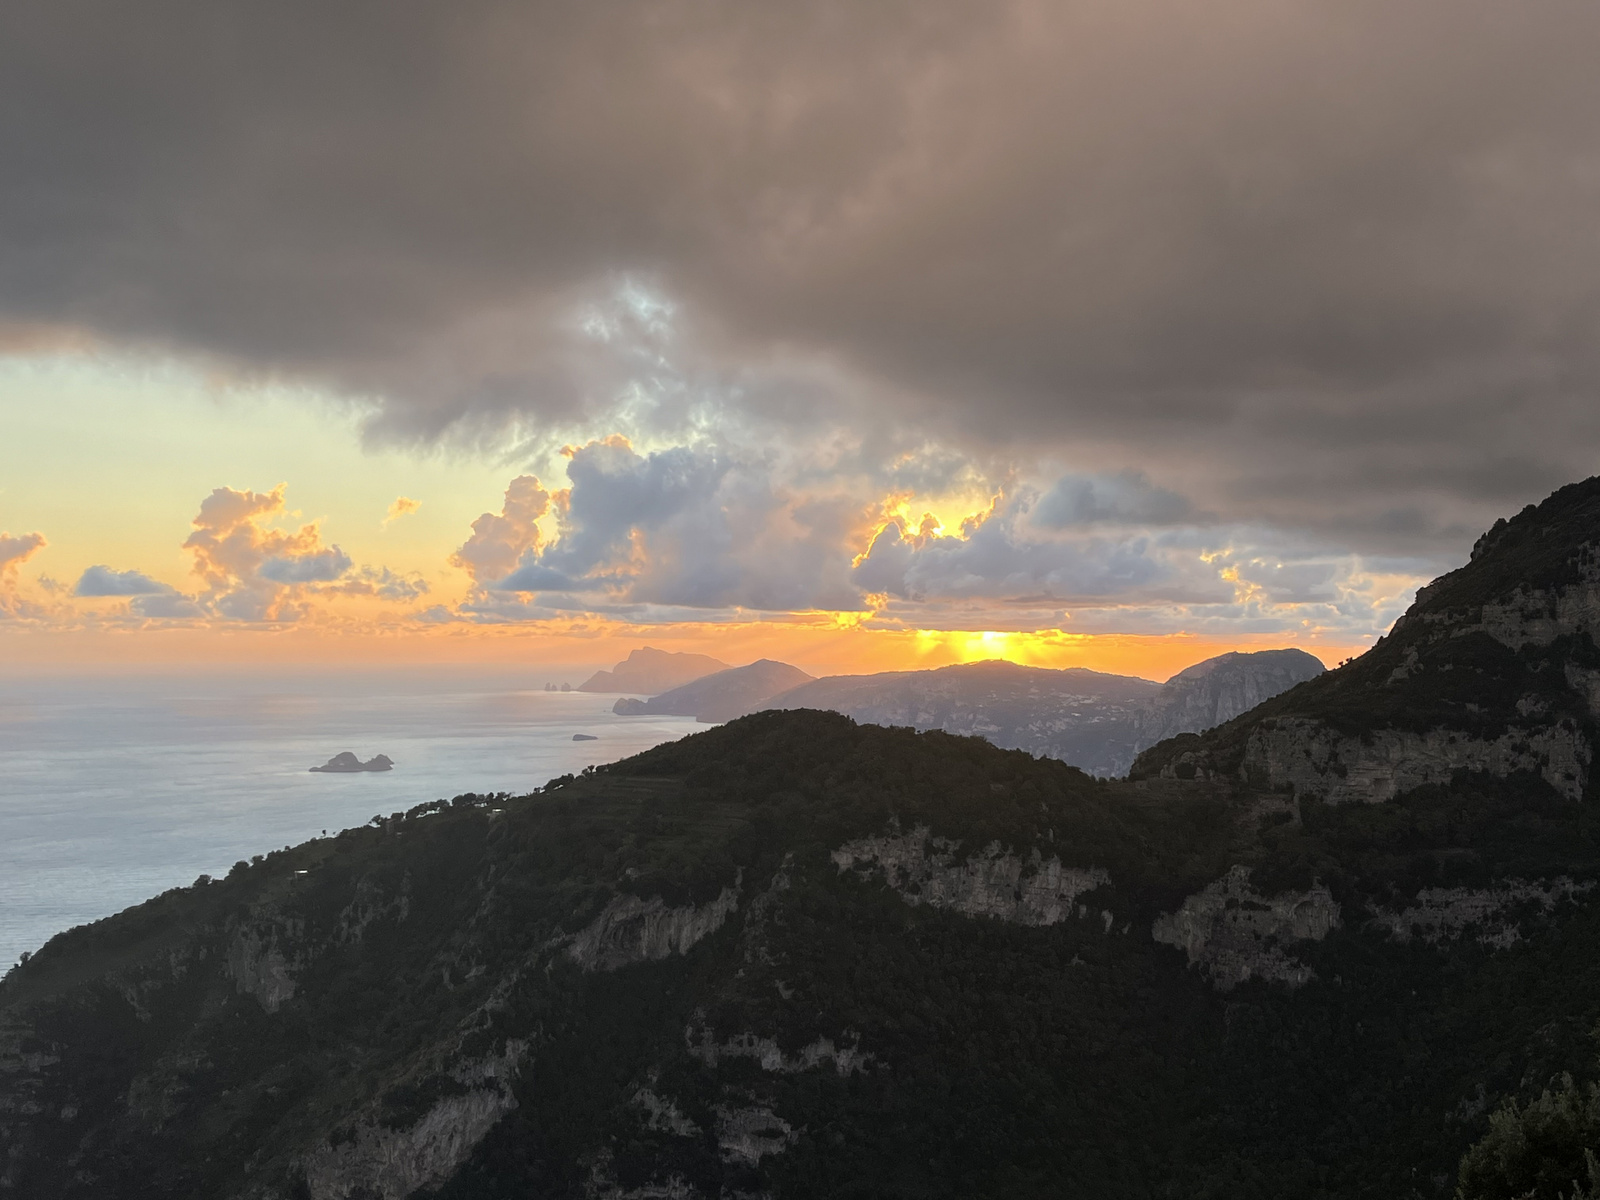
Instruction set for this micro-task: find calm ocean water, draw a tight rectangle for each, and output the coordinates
[0,668,705,969]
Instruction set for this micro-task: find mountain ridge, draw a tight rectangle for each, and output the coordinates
[9,479,1600,1197]
[613,650,1323,776]
[765,649,1323,776]
[1131,476,1600,803]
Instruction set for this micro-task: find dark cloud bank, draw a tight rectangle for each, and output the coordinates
[7,0,1600,561]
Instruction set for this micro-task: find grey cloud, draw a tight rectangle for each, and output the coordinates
[7,1,1600,560]
[455,439,1433,631]
[473,439,866,612]
[0,531,46,577]
[0,532,52,622]
[316,565,429,601]
[258,546,353,583]
[1227,559,1343,606]
[851,495,1224,606]
[74,565,174,596]
[541,441,735,580]
[493,563,578,593]
[129,591,205,619]
[1032,472,1191,529]
[458,591,774,627]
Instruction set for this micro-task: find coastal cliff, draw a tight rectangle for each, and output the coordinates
[1133,478,1600,807]
[11,480,1600,1197]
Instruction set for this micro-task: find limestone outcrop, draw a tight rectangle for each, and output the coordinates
[1138,649,1325,747]
[832,825,1110,926]
[1371,879,1592,948]
[301,1042,525,1200]
[714,1103,796,1166]
[563,885,740,972]
[686,1026,872,1076]
[1152,865,1341,990]
[1240,717,1590,804]
[225,920,304,1013]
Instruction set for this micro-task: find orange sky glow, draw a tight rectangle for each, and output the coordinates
[0,620,1362,684]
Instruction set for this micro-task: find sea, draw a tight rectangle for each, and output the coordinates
[0,667,706,970]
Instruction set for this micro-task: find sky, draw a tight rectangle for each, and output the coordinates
[4,0,1599,681]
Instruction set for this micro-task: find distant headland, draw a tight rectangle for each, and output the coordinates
[309,752,394,773]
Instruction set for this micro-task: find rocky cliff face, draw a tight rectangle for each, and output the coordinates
[831,824,1112,927]
[13,480,1600,1200]
[561,885,741,972]
[1137,649,1325,747]
[1133,478,1600,806]
[1369,878,1591,949]
[301,1042,527,1200]
[1151,865,1341,991]
[1236,717,1591,804]
[6,701,1600,1199]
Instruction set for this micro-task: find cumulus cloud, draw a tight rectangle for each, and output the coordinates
[74,565,174,596]
[448,443,1430,642]
[181,484,354,620]
[450,475,551,585]
[34,489,429,627]
[470,438,865,613]
[258,546,353,583]
[0,530,49,619]
[851,491,1214,606]
[316,565,429,601]
[383,496,420,526]
[0,531,46,581]
[129,591,206,620]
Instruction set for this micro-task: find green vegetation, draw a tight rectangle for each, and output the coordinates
[3,710,1600,1198]
[1457,1072,1600,1200]
[8,478,1600,1198]
[1133,476,1600,783]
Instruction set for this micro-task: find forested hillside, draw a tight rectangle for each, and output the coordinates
[9,478,1600,1199]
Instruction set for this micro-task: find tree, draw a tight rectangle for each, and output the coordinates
[1458,1074,1600,1200]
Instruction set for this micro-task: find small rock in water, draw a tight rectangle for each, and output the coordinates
[572,733,599,741]
[309,752,394,773]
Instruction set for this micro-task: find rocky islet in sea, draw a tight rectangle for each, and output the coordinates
[308,752,394,773]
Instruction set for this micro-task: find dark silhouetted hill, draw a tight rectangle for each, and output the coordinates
[764,649,1323,776]
[11,480,1600,1198]
[769,660,1159,776]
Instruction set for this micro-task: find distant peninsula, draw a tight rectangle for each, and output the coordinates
[576,646,728,695]
[616,649,1323,776]
[309,752,393,773]
[611,659,815,722]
